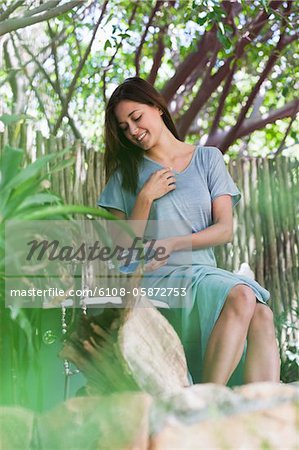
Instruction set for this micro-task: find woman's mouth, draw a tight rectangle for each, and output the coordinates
[136,131,147,143]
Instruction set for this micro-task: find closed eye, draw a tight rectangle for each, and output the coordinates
[120,115,142,132]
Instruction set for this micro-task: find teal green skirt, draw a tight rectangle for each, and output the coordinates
[141,264,271,386]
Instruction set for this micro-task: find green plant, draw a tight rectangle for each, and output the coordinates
[275,307,299,383]
[0,141,116,410]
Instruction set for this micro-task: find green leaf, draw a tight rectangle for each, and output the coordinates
[20,205,136,238]
[9,307,34,361]
[261,0,269,13]
[104,40,112,50]
[20,205,118,220]
[49,156,76,174]
[2,147,70,194]
[218,22,225,35]
[206,21,213,32]
[0,114,34,126]
[0,145,23,189]
[197,16,207,26]
[17,193,61,209]
[2,177,44,219]
[216,30,232,50]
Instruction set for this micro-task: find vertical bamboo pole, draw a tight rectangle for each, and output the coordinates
[57,137,66,203]
[270,157,288,311]
[288,157,299,340]
[287,157,299,305]
[47,136,59,195]
[82,144,88,207]
[0,130,3,157]
[261,157,282,314]
[248,158,264,285]
[63,136,74,205]
[20,122,28,161]
[281,156,297,314]
[35,130,43,160]
[242,158,252,266]
[73,140,84,207]
[2,124,9,147]
[257,158,269,300]
[229,159,239,271]
[86,148,97,207]
[235,158,245,269]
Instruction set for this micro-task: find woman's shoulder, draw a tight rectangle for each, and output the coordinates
[196,145,222,155]
[195,145,223,164]
[107,167,122,183]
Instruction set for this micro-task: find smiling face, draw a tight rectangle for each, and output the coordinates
[114,100,164,150]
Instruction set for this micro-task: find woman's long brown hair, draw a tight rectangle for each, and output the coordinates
[104,77,181,194]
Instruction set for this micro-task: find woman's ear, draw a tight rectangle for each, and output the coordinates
[154,105,163,115]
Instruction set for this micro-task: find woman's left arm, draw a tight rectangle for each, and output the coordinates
[170,194,234,252]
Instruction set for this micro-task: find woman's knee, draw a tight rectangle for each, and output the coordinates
[224,284,256,320]
[250,303,275,331]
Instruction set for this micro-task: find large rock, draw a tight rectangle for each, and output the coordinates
[1,383,297,449]
[150,382,299,449]
[60,296,190,397]
[0,406,35,450]
[37,392,152,450]
[150,403,297,449]
[118,297,190,396]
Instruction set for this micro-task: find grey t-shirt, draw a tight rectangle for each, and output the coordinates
[97,146,241,267]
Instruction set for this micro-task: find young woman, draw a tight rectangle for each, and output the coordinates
[98,77,280,386]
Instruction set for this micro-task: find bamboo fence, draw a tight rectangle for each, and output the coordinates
[1,127,298,321]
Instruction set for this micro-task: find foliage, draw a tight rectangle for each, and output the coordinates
[275,307,299,383]
[0,116,117,409]
[0,0,298,155]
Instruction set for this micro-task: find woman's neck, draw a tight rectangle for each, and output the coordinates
[145,128,192,162]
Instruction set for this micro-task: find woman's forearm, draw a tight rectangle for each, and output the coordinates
[120,191,153,248]
[129,190,153,221]
[172,223,233,252]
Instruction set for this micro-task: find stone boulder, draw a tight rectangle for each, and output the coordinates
[0,406,35,450]
[150,382,299,449]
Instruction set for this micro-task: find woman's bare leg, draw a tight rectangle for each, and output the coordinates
[202,285,256,384]
[244,303,281,383]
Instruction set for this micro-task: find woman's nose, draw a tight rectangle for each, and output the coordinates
[130,125,139,136]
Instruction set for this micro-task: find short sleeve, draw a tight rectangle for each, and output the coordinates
[97,170,127,214]
[206,147,241,207]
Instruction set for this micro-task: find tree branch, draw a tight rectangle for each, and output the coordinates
[199,98,299,149]
[209,2,243,137]
[0,1,25,22]
[176,57,230,138]
[237,99,299,140]
[11,35,52,130]
[102,1,137,104]
[0,0,81,37]
[147,20,170,85]
[161,0,242,103]
[47,21,62,95]
[176,0,282,138]
[16,32,82,139]
[221,1,293,151]
[274,99,299,156]
[161,26,218,103]
[3,39,18,111]
[135,0,163,77]
[53,1,108,135]
[23,1,61,18]
[209,64,235,138]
